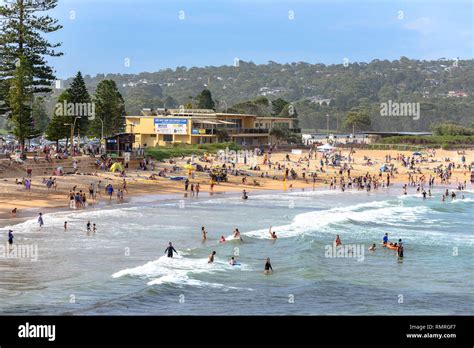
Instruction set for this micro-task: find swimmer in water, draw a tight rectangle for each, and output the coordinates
[368,243,376,251]
[264,257,273,275]
[268,226,277,239]
[93,224,97,233]
[201,226,207,241]
[164,242,178,258]
[335,234,342,247]
[219,235,226,243]
[229,256,237,266]
[232,228,241,239]
[86,221,91,232]
[64,221,68,231]
[208,251,216,263]
[11,208,17,217]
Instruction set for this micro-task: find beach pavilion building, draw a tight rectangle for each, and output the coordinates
[124,108,300,148]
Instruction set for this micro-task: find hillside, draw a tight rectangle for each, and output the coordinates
[38,57,474,132]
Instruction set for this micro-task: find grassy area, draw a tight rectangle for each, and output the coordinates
[0,129,9,135]
[145,142,240,161]
[379,135,474,150]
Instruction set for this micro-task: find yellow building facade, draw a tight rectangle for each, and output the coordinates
[125,109,299,148]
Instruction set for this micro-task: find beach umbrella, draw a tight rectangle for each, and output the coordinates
[412,152,422,156]
[110,162,124,172]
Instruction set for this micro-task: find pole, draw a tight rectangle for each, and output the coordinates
[326,114,329,135]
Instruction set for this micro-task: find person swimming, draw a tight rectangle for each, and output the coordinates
[164,242,178,258]
[268,226,277,239]
[368,243,376,251]
[232,229,241,239]
[264,257,273,275]
[219,235,226,243]
[335,234,342,247]
[208,251,216,263]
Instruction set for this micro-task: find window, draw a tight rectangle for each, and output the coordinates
[163,134,173,142]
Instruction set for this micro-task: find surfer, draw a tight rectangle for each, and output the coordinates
[208,251,216,263]
[269,226,277,239]
[164,242,178,258]
[264,257,273,275]
[229,257,238,266]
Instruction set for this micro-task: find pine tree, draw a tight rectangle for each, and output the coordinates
[89,80,125,138]
[66,71,92,136]
[31,96,49,134]
[196,89,215,109]
[45,91,71,148]
[0,0,62,149]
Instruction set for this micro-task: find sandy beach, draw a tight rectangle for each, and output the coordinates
[2,147,472,222]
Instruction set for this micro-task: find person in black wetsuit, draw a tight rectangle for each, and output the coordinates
[164,242,178,258]
[264,257,273,275]
[8,230,14,246]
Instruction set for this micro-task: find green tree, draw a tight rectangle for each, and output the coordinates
[66,72,91,135]
[89,80,125,138]
[271,98,289,116]
[343,111,372,132]
[8,56,37,146]
[0,0,62,148]
[31,96,49,133]
[196,89,215,109]
[45,91,71,148]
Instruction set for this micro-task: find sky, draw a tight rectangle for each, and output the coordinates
[33,0,474,78]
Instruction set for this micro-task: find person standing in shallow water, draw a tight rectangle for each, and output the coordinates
[164,242,178,258]
[201,226,207,241]
[264,258,273,275]
[37,213,44,228]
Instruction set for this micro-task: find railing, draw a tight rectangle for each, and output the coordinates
[228,128,302,135]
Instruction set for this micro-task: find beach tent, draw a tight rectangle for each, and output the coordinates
[110,162,124,172]
[317,143,335,152]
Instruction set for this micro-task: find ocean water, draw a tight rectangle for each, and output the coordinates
[0,186,473,315]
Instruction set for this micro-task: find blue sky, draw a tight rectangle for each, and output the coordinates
[41,0,474,78]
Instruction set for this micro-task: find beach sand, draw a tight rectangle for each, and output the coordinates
[1,148,472,222]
